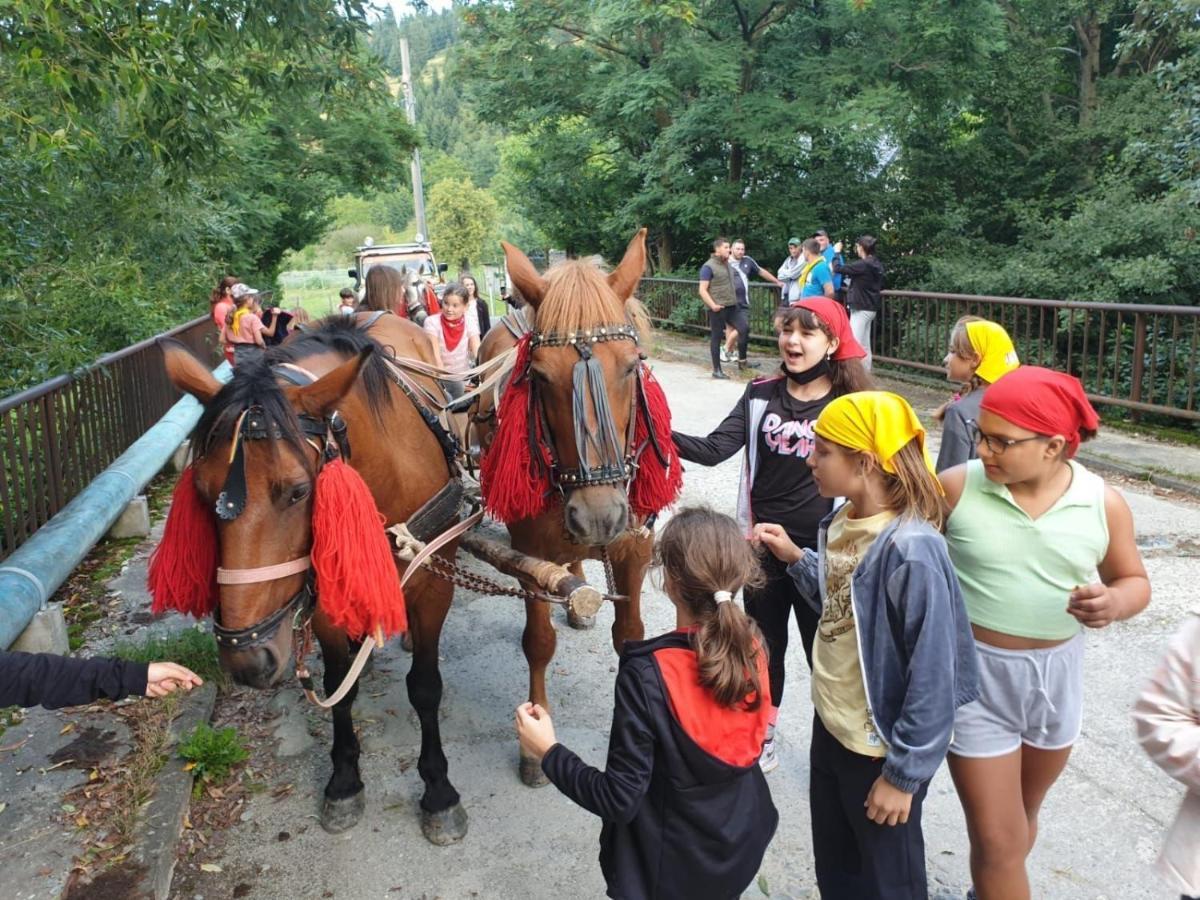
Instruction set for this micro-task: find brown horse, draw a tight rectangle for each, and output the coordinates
[160,314,469,843]
[473,230,659,784]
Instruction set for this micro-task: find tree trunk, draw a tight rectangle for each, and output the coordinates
[655,228,673,273]
[1074,13,1101,126]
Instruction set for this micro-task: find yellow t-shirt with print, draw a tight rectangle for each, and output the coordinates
[812,504,896,758]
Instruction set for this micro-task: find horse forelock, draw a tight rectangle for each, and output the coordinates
[534,261,627,335]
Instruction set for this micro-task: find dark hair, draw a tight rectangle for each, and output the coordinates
[210,275,238,307]
[802,238,821,255]
[774,306,874,396]
[364,265,407,314]
[441,282,468,304]
[654,508,767,710]
[712,236,730,250]
[339,287,356,299]
[856,235,878,256]
[460,274,480,301]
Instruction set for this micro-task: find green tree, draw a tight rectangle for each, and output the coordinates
[427,178,500,270]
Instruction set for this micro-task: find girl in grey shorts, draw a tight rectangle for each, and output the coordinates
[938,366,1151,900]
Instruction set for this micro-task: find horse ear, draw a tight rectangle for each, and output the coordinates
[162,340,222,405]
[502,241,547,309]
[607,228,648,301]
[286,346,372,418]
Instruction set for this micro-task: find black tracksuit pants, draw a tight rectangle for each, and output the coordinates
[743,551,818,708]
[811,713,931,899]
[709,305,747,371]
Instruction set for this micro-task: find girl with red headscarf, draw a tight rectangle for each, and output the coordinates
[671,297,872,774]
[938,366,1151,900]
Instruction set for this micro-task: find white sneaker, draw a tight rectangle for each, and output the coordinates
[758,737,779,774]
[719,347,732,363]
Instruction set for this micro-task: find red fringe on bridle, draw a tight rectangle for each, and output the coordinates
[629,364,682,517]
[479,335,682,524]
[148,465,219,618]
[311,456,407,641]
[479,335,554,522]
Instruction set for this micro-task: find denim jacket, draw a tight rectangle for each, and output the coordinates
[787,511,980,792]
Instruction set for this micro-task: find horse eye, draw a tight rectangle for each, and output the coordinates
[288,483,312,505]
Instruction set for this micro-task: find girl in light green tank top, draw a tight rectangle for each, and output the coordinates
[937,366,1151,900]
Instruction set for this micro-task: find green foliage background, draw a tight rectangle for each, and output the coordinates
[0,1,417,393]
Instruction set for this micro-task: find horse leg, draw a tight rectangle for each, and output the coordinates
[564,559,596,631]
[406,571,468,845]
[610,534,652,654]
[314,621,366,834]
[520,586,556,787]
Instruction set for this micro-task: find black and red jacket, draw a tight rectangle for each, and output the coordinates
[541,629,778,900]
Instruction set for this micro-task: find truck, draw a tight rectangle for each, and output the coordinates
[347,237,449,301]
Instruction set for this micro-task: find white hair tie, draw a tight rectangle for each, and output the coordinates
[713,590,733,604]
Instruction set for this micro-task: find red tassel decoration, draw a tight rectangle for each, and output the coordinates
[311,457,407,640]
[629,365,683,517]
[148,466,219,618]
[479,335,555,523]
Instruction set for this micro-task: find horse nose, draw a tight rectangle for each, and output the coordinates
[564,490,629,546]
[222,646,283,689]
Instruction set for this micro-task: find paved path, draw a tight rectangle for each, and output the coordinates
[142,354,1200,900]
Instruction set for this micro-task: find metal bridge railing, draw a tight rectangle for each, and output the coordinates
[0,317,219,560]
[637,278,1200,424]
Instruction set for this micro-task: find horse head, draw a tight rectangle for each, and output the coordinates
[161,341,371,688]
[501,229,650,546]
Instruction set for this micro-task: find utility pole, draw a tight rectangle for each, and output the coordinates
[400,38,428,242]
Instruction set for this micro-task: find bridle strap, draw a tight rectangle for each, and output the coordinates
[217,555,312,585]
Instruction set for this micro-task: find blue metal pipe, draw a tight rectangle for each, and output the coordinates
[0,364,231,649]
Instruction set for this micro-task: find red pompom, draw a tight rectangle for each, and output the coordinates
[479,336,555,522]
[148,466,219,618]
[311,457,407,640]
[629,365,682,517]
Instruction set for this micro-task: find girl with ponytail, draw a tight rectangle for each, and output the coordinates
[515,508,779,900]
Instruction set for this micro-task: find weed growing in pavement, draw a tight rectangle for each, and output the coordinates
[112,628,226,689]
[178,723,250,797]
[0,705,24,740]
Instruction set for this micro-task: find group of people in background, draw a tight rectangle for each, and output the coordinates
[518,294,1193,900]
[208,275,310,368]
[702,231,885,379]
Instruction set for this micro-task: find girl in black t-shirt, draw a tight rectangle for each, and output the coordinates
[672,297,872,773]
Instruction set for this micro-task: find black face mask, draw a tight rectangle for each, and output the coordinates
[783,355,832,385]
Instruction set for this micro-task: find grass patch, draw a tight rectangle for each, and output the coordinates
[178,722,249,797]
[0,705,24,740]
[112,628,227,689]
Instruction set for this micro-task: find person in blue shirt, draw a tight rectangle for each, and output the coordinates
[798,238,835,301]
[814,229,845,295]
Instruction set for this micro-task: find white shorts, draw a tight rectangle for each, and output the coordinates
[950,632,1084,758]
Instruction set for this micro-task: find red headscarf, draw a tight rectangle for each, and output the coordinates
[794,298,867,361]
[981,366,1100,458]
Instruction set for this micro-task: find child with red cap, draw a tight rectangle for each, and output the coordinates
[671,296,872,773]
[938,366,1152,900]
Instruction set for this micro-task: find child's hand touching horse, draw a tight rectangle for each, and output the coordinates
[515,702,558,761]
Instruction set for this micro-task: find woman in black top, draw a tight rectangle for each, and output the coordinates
[832,235,885,370]
[671,298,872,772]
[461,274,492,337]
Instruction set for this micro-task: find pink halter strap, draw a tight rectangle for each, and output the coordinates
[216,555,312,585]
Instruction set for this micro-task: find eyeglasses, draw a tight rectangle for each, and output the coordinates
[966,420,1048,455]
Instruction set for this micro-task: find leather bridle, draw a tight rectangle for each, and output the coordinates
[524,322,648,494]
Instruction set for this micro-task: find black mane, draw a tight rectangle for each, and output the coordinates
[192,315,395,461]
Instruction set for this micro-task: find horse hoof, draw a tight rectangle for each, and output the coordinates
[320,790,365,834]
[400,631,414,653]
[566,609,596,630]
[420,802,468,845]
[519,752,550,788]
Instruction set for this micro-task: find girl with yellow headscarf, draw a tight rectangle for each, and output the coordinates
[934,316,1019,472]
[754,391,979,899]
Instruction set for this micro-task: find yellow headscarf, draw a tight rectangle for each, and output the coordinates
[231,306,250,338]
[965,320,1019,384]
[814,391,936,478]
